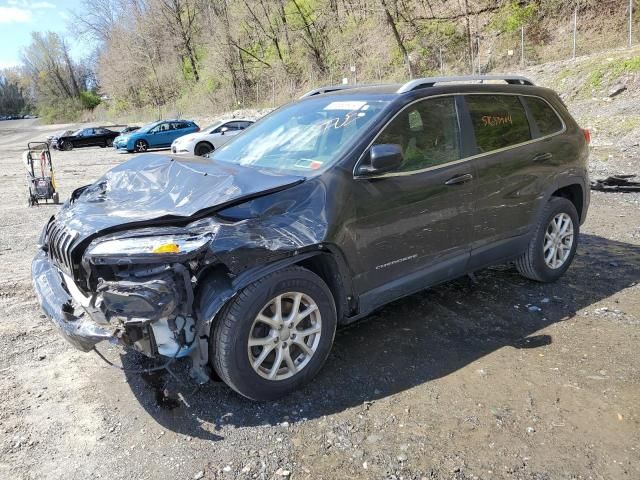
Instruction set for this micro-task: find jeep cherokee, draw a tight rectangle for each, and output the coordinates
[32,75,590,400]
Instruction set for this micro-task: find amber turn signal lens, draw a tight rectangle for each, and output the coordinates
[152,243,180,254]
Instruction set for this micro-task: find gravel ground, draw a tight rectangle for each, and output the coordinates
[0,109,639,480]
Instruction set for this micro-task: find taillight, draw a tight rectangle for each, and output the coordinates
[582,128,591,145]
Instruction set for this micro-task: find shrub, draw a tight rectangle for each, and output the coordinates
[37,97,84,123]
[79,90,101,109]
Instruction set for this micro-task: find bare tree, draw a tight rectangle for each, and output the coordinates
[379,0,412,78]
[157,0,201,81]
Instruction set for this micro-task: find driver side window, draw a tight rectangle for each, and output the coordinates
[216,122,233,133]
[374,96,461,173]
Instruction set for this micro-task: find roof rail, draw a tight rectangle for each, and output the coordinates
[299,84,369,98]
[396,75,534,93]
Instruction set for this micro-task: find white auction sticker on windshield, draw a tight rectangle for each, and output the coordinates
[323,101,367,111]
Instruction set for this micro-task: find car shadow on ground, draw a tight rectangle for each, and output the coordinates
[116,147,171,154]
[119,233,640,441]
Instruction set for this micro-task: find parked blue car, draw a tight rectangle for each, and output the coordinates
[113,119,200,153]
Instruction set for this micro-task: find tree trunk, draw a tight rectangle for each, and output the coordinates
[460,0,474,73]
[291,0,327,74]
[379,0,412,78]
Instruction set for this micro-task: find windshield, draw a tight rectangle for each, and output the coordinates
[138,121,161,133]
[71,129,84,136]
[211,97,390,173]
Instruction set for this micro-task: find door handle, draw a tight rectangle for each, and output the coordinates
[532,152,553,162]
[444,173,473,185]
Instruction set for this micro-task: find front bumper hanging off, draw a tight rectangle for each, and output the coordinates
[32,249,118,351]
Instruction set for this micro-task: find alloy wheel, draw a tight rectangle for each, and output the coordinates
[135,140,147,152]
[247,292,322,381]
[543,212,574,269]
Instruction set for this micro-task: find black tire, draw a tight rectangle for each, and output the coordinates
[194,142,214,157]
[515,196,579,282]
[134,139,148,153]
[60,141,73,151]
[52,192,59,204]
[106,138,114,147]
[211,266,336,401]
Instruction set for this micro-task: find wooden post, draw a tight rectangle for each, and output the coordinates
[573,6,578,59]
[630,0,634,47]
[521,26,525,67]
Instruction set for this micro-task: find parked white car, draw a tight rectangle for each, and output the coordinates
[171,119,254,156]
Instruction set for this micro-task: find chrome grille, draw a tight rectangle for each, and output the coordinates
[45,221,78,274]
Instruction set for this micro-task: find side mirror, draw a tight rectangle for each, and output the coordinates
[220,126,229,135]
[357,144,403,176]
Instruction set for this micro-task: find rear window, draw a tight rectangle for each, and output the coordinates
[523,96,563,136]
[465,95,531,153]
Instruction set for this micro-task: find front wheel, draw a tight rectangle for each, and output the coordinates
[134,139,148,153]
[60,141,73,151]
[515,196,579,282]
[211,267,336,401]
[194,142,214,157]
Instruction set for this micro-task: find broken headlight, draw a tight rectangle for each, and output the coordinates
[87,234,210,257]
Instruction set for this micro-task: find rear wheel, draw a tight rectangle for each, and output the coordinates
[106,138,114,147]
[211,267,336,401]
[52,192,59,204]
[134,139,148,153]
[515,196,579,282]
[194,142,214,157]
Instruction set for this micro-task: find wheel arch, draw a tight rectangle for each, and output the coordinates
[196,248,353,333]
[536,174,589,226]
[551,183,584,222]
[131,136,147,148]
[195,140,214,154]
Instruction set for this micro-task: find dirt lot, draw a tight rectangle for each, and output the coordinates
[0,117,638,480]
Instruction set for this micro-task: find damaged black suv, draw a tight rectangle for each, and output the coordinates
[33,75,590,400]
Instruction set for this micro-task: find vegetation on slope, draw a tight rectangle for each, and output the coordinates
[2,0,639,122]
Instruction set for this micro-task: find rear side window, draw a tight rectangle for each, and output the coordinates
[374,96,461,172]
[465,95,531,153]
[523,96,563,136]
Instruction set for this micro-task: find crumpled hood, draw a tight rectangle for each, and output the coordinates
[54,154,304,238]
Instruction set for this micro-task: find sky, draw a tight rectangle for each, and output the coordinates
[0,0,88,69]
